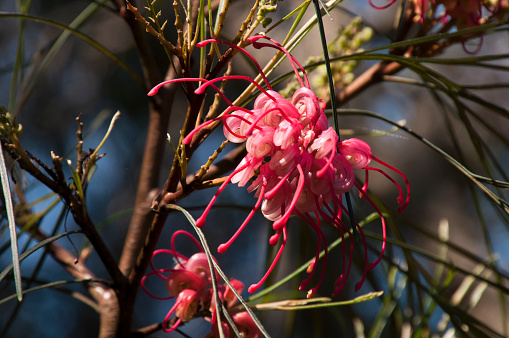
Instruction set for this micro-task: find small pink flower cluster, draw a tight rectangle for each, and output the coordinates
[142,230,260,336]
[149,36,409,298]
[441,0,482,29]
[369,0,509,53]
[371,0,502,30]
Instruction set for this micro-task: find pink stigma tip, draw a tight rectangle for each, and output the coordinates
[269,233,279,246]
[248,285,258,293]
[194,86,206,95]
[272,218,286,231]
[195,216,206,228]
[217,244,228,254]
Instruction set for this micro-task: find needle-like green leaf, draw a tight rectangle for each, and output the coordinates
[0,140,23,301]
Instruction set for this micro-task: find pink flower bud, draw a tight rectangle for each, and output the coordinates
[174,289,200,322]
[185,252,220,285]
[166,269,207,297]
[223,279,245,308]
[291,87,321,128]
[338,138,372,169]
[232,312,262,338]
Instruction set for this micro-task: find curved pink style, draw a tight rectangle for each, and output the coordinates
[368,0,398,10]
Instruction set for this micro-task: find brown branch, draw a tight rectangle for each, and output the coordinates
[7,161,118,337]
[132,322,163,337]
[115,1,188,335]
[117,43,180,279]
[124,98,217,319]
[2,129,126,338]
[132,317,179,337]
[33,228,119,338]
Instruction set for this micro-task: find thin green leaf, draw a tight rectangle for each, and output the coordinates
[0,279,107,306]
[9,0,32,113]
[362,21,508,56]
[369,267,407,337]
[384,253,506,337]
[0,230,82,283]
[19,196,60,232]
[67,160,84,207]
[252,292,383,311]
[14,0,111,114]
[85,111,121,177]
[265,0,310,41]
[313,0,358,241]
[95,208,133,230]
[363,231,509,295]
[197,0,206,79]
[0,12,144,88]
[334,109,509,214]
[0,139,22,301]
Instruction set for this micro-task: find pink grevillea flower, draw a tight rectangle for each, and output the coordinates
[368,0,491,53]
[442,0,482,30]
[370,0,486,30]
[223,279,245,308]
[210,312,262,338]
[338,138,410,213]
[142,231,252,334]
[149,36,410,298]
[141,231,215,333]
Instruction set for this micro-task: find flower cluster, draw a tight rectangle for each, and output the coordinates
[142,230,260,336]
[370,0,504,30]
[149,36,410,298]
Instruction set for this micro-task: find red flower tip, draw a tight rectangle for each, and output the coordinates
[194,85,207,95]
[247,284,258,294]
[217,243,228,254]
[272,218,286,232]
[269,232,280,245]
[195,215,207,228]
